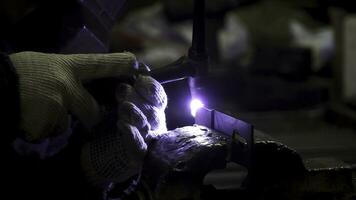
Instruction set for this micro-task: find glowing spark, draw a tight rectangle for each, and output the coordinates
[190,99,204,117]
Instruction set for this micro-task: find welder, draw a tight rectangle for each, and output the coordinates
[0,0,166,199]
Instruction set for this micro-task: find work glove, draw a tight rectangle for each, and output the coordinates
[10,51,138,151]
[81,75,168,187]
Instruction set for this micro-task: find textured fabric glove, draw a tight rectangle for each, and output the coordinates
[10,51,138,142]
[81,75,168,187]
[117,75,168,137]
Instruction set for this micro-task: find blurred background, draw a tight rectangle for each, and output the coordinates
[1,0,355,196]
[108,0,356,169]
[107,1,356,193]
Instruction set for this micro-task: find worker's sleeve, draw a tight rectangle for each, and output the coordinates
[0,53,21,147]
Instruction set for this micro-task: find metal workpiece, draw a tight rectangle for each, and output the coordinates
[195,107,254,168]
[146,125,229,173]
[246,130,354,200]
[299,157,354,194]
[141,125,231,200]
[111,125,355,200]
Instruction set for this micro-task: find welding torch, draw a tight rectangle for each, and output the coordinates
[148,0,208,95]
[147,0,254,169]
[85,0,207,112]
[141,0,254,171]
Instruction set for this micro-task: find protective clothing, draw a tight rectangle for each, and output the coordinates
[10,51,138,142]
[81,75,168,187]
[10,51,168,188]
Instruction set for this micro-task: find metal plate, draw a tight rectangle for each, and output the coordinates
[195,108,253,167]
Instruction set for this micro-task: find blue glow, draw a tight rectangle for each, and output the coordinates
[190,99,204,117]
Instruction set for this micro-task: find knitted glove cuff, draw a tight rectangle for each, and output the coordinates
[0,53,20,143]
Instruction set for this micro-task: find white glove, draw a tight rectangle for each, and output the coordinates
[116,75,168,138]
[81,75,168,187]
[10,51,138,142]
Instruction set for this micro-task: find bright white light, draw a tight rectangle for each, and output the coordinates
[190,99,204,117]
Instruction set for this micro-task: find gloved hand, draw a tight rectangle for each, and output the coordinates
[81,75,168,187]
[10,51,138,142]
[116,75,168,138]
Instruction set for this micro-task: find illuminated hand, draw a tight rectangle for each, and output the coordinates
[81,75,168,186]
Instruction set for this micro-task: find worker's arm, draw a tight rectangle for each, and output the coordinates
[4,51,168,183]
[9,51,138,142]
